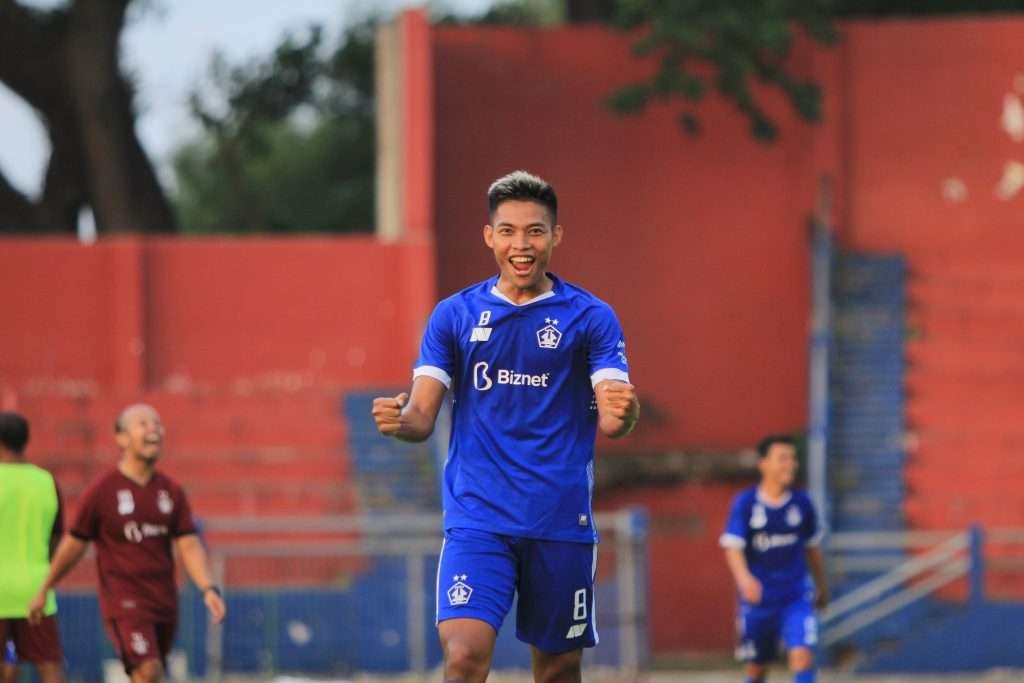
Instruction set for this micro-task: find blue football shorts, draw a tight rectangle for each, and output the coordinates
[735,597,818,663]
[436,527,598,654]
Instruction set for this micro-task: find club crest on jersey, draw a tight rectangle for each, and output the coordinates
[537,317,562,349]
[787,505,802,527]
[749,504,767,529]
[157,489,174,514]
[447,574,472,606]
[117,489,135,515]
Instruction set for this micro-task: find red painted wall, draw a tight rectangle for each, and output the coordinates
[1,237,429,392]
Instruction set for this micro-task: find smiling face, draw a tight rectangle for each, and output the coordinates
[115,404,165,464]
[484,199,563,300]
[758,442,798,490]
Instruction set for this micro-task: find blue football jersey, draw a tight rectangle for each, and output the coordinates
[720,486,823,606]
[414,273,630,543]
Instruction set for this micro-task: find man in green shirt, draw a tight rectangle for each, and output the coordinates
[0,412,65,683]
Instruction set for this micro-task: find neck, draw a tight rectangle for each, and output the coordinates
[0,450,21,463]
[496,273,553,304]
[119,455,155,484]
[758,481,788,503]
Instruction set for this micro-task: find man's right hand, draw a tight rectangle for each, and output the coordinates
[372,393,409,437]
[739,574,763,605]
[27,590,47,625]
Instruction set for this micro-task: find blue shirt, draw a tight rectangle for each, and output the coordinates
[720,486,823,606]
[414,274,630,543]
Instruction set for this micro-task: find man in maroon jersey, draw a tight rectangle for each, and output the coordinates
[29,404,226,683]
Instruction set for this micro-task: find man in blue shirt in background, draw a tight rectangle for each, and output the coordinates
[372,170,640,683]
[721,435,829,683]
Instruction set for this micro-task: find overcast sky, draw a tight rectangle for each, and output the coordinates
[0,0,493,198]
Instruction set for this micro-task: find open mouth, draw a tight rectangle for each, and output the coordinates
[143,435,162,447]
[509,255,535,276]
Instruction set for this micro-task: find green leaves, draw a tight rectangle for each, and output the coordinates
[605,0,838,142]
[172,20,376,234]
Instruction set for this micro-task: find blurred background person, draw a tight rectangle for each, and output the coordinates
[29,404,225,683]
[0,411,65,683]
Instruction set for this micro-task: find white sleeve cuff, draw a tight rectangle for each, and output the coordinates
[807,530,825,547]
[591,367,630,388]
[413,365,452,389]
[720,533,746,549]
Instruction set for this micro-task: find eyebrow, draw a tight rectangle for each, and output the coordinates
[495,221,549,229]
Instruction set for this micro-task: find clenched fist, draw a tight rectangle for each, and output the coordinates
[595,381,638,420]
[372,392,409,437]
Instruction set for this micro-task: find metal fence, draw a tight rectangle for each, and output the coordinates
[53,509,649,683]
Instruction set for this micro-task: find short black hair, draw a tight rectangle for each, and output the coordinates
[0,412,30,454]
[487,170,558,222]
[757,434,796,459]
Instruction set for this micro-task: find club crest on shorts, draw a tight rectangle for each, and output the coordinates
[157,489,174,514]
[117,489,135,515]
[537,318,562,350]
[447,574,472,606]
[130,632,149,655]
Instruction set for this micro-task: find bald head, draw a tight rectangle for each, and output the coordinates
[115,404,160,434]
[115,404,165,463]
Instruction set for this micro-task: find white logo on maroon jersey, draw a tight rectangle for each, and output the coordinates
[124,521,144,543]
[130,632,149,655]
[117,489,135,515]
[157,489,173,514]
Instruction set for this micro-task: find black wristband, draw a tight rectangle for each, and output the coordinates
[203,586,222,597]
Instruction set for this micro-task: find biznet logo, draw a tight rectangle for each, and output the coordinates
[473,362,550,391]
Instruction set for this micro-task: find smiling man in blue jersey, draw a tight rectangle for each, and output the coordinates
[372,171,639,683]
[720,435,829,683]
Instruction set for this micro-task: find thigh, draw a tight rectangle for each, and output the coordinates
[436,528,517,634]
[736,603,781,664]
[515,539,597,653]
[105,618,174,673]
[8,617,62,663]
[781,599,818,651]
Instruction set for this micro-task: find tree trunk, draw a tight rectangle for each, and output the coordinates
[0,0,175,234]
[65,0,174,233]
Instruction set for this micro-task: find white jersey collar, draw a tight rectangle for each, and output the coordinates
[489,275,559,307]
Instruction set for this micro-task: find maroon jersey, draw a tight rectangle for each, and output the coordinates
[70,469,196,620]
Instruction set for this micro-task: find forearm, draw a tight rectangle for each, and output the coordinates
[178,535,217,590]
[806,546,828,590]
[724,547,754,586]
[598,412,637,438]
[39,535,88,591]
[392,405,437,443]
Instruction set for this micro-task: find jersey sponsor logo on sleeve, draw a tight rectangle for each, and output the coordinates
[117,489,135,515]
[473,361,550,391]
[446,574,472,606]
[617,339,628,365]
[537,317,562,349]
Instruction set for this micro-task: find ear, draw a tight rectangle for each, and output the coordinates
[552,224,563,247]
[115,431,130,451]
[483,224,495,248]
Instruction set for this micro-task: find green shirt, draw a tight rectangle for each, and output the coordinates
[0,462,60,618]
